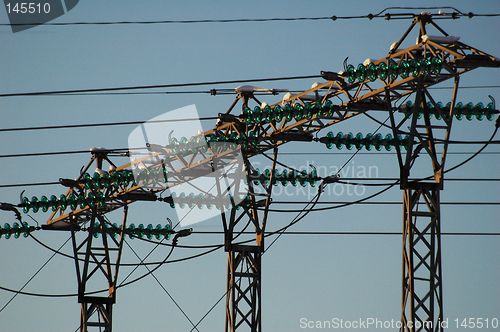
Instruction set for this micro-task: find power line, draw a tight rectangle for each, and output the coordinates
[0,149,499,160]
[1,7,498,28]
[0,75,321,98]
[192,231,500,236]
[1,177,499,189]
[0,116,219,133]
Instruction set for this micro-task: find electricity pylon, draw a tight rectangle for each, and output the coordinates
[11,11,499,332]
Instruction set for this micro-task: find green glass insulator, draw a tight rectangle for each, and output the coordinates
[59,195,68,211]
[12,222,21,239]
[82,173,92,189]
[373,133,383,151]
[346,64,356,83]
[229,133,239,150]
[355,133,364,150]
[50,195,59,212]
[4,223,11,239]
[69,194,78,211]
[399,60,410,79]
[122,170,131,187]
[170,137,179,147]
[367,63,378,82]
[431,57,442,75]
[93,222,100,238]
[111,223,119,239]
[136,224,144,239]
[474,102,485,121]
[396,134,404,148]
[309,170,317,187]
[289,171,298,187]
[384,134,394,151]
[77,195,85,209]
[253,106,262,123]
[0,224,2,239]
[323,100,334,116]
[271,169,280,186]
[252,168,260,185]
[421,58,431,76]
[417,103,423,119]
[227,133,238,144]
[150,168,159,184]
[389,60,399,80]
[345,132,354,150]
[465,102,474,121]
[187,193,196,209]
[409,59,421,77]
[128,223,135,239]
[30,196,39,213]
[326,131,334,150]
[274,105,283,122]
[356,63,367,81]
[40,196,49,213]
[486,102,495,121]
[364,133,373,151]
[316,102,326,118]
[97,192,105,207]
[403,101,413,118]
[101,172,111,188]
[154,224,162,240]
[293,103,304,121]
[189,136,200,153]
[22,197,30,214]
[205,195,214,210]
[87,193,96,208]
[164,224,172,240]
[249,131,258,146]
[196,193,204,209]
[92,172,102,189]
[263,105,273,123]
[140,169,150,185]
[335,132,344,150]
[180,137,189,154]
[243,107,253,124]
[111,171,122,188]
[378,62,388,81]
[280,169,289,186]
[304,103,314,120]
[263,169,271,186]
[454,101,465,120]
[435,102,444,120]
[178,192,186,209]
[403,135,410,151]
[146,224,154,240]
[22,222,30,238]
[299,171,308,187]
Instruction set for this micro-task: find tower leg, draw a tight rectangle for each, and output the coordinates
[401,184,443,332]
[226,245,262,332]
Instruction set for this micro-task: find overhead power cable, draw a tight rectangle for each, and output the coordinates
[0,75,320,98]
[1,7,498,28]
[0,116,218,133]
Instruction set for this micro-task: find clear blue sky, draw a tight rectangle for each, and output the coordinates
[0,1,499,331]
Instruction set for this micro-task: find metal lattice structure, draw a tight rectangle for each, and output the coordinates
[7,12,499,332]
